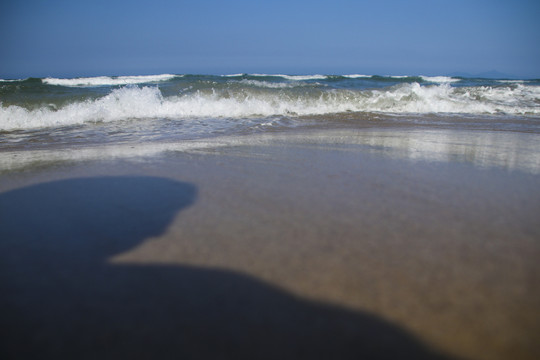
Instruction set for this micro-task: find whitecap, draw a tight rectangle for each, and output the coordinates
[43,74,178,87]
[342,74,371,79]
[420,76,460,83]
[2,83,539,131]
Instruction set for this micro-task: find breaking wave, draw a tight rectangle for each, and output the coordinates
[1,81,539,130]
[42,74,179,87]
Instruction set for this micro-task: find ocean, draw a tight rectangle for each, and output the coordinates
[1,73,540,173]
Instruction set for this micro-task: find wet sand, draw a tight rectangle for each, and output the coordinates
[1,128,539,360]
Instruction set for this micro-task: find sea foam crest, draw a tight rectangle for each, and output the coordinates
[420,76,460,83]
[1,83,539,131]
[232,74,328,81]
[43,74,178,87]
[235,79,319,88]
[343,74,371,79]
[1,86,166,130]
[276,74,328,81]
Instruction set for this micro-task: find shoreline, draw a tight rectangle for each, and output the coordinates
[2,124,540,175]
[1,126,539,359]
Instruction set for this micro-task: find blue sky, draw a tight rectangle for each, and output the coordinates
[1,0,539,78]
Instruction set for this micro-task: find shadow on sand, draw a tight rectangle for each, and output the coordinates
[0,176,450,360]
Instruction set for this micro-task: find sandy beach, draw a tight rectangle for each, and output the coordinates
[1,128,539,360]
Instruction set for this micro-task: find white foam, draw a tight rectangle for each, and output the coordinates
[497,79,526,84]
[246,74,328,81]
[420,76,460,83]
[2,83,539,131]
[236,79,317,88]
[342,74,371,79]
[367,83,540,114]
[278,74,328,81]
[43,74,178,87]
[1,86,166,130]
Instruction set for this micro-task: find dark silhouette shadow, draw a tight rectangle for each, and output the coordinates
[0,176,450,360]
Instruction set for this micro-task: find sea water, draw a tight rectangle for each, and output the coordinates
[1,73,539,172]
